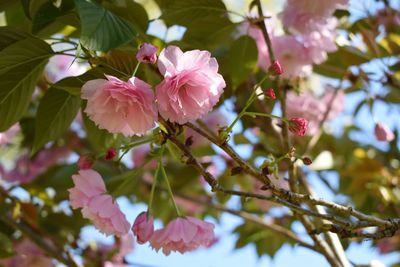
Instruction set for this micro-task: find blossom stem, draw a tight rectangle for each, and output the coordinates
[148,161,161,215]
[132,62,141,76]
[244,111,288,122]
[159,158,181,217]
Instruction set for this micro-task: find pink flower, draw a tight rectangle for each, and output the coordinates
[136,43,158,64]
[374,122,395,142]
[82,75,157,137]
[77,155,93,170]
[132,212,154,244]
[69,169,107,208]
[288,118,308,136]
[150,216,215,255]
[0,123,20,145]
[82,194,130,236]
[266,88,276,100]
[268,60,283,76]
[156,46,225,124]
[68,169,130,236]
[105,148,117,160]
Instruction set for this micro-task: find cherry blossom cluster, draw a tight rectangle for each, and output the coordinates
[243,0,349,77]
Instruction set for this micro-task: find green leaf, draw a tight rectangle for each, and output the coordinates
[159,0,229,27]
[0,26,30,50]
[32,88,81,154]
[75,0,136,52]
[314,46,370,78]
[103,0,149,33]
[31,0,75,34]
[0,37,53,131]
[228,36,258,87]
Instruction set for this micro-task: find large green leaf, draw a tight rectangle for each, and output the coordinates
[32,88,81,154]
[0,232,13,258]
[75,0,136,52]
[0,27,30,50]
[103,0,149,33]
[0,37,53,131]
[31,0,75,34]
[159,0,229,27]
[314,46,371,78]
[228,36,258,88]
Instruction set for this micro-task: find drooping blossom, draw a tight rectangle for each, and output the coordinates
[185,110,227,146]
[45,55,87,83]
[0,239,54,267]
[156,46,226,124]
[69,169,130,236]
[150,216,215,255]
[77,155,93,170]
[374,122,395,142]
[288,118,308,136]
[136,43,158,64]
[286,89,344,135]
[82,75,157,137]
[0,123,20,145]
[132,212,154,244]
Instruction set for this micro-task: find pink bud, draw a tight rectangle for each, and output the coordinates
[77,155,93,170]
[132,212,154,244]
[288,118,308,136]
[136,43,158,64]
[105,148,117,161]
[266,88,276,100]
[268,60,283,76]
[374,122,395,142]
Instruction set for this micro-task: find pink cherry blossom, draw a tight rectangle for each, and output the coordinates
[150,216,215,255]
[68,169,107,208]
[156,46,225,124]
[82,75,157,137]
[69,169,130,236]
[289,118,308,136]
[82,194,130,236]
[0,123,19,145]
[45,55,87,83]
[374,122,395,142]
[132,212,154,244]
[136,43,157,64]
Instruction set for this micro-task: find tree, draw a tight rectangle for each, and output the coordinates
[0,0,399,266]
